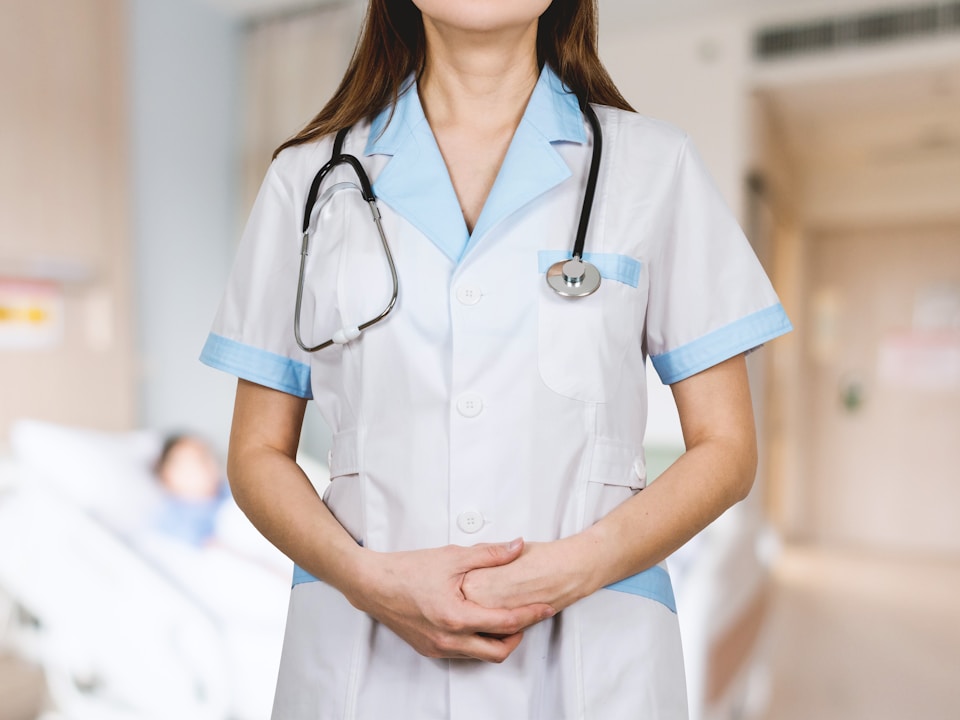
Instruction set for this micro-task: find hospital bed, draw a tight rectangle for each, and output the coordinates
[0,420,327,720]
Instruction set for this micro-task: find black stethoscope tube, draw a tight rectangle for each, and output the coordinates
[573,100,602,262]
[300,128,372,234]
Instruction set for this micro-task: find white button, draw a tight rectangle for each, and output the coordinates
[457,511,485,534]
[456,392,484,418]
[456,284,482,305]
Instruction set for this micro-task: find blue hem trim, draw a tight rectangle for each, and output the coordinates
[292,564,318,587]
[538,251,642,288]
[651,303,793,385]
[605,565,676,613]
[199,334,313,399]
[295,564,676,614]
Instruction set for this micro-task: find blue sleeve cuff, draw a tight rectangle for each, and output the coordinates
[199,333,313,399]
[651,303,792,385]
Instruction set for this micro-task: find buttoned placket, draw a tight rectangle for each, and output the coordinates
[448,267,491,543]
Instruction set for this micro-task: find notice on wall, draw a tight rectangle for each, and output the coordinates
[878,330,960,391]
[0,279,64,349]
[913,284,960,331]
[879,284,960,391]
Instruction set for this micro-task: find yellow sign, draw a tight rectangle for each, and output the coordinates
[0,279,63,349]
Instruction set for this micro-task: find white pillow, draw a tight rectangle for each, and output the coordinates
[9,419,165,536]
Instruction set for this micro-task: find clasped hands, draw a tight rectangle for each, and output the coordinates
[346,537,591,664]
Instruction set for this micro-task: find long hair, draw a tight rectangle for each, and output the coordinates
[273,0,632,158]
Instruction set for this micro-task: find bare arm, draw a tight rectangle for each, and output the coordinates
[462,354,758,609]
[227,379,554,662]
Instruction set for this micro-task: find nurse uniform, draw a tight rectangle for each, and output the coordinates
[200,66,792,719]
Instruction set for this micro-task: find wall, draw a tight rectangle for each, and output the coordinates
[129,0,243,449]
[0,0,247,451]
[804,224,960,554]
[747,92,809,534]
[243,3,364,205]
[0,0,134,441]
[744,19,960,541]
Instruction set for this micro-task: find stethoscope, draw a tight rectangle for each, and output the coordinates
[294,98,603,353]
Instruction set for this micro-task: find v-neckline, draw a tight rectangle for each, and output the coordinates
[363,66,588,264]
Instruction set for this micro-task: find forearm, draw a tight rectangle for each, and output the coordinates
[573,432,756,596]
[227,443,368,597]
[226,379,367,599]
[575,354,757,595]
[462,435,755,611]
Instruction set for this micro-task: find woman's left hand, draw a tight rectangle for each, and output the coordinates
[461,538,595,613]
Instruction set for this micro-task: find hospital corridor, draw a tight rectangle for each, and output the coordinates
[2,0,960,719]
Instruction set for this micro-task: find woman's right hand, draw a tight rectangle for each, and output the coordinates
[344,538,555,663]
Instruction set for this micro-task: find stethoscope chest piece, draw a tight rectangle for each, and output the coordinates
[546,258,601,297]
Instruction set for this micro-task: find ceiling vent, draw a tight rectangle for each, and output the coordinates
[755,2,960,59]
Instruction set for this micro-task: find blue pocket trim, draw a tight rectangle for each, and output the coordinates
[292,564,319,587]
[200,333,313,399]
[651,303,793,385]
[538,251,642,288]
[604,565,676,613]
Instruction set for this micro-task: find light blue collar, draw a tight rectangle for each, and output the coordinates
[363,65,587,263]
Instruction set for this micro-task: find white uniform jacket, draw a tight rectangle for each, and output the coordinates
[201,66,792,719]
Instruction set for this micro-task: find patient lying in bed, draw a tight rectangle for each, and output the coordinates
[152,433,229,547]
[0,419,327,719]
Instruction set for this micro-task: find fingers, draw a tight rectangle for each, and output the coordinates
[430,601,554,662]
[459,537,524,571]
[366,542,553,664]
[453,631,525,663]
[415,600,553,662]
[454,600,556,637]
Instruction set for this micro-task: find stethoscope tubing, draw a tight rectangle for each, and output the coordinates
[295,95,603,351]
[295,125,398,353]
[294,189,398,352]
[572,101,602,262]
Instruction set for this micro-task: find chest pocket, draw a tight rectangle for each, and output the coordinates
[537,251,644,402]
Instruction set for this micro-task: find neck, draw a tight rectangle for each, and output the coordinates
[418,18,540,132]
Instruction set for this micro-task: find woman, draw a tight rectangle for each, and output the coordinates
[201,1,791,717]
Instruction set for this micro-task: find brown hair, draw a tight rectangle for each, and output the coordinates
[273,0,633,158]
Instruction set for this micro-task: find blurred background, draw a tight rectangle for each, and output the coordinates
[1,0,958,718]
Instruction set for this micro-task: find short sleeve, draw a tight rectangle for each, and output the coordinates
[645,136,792,385]
[199,163,313,398]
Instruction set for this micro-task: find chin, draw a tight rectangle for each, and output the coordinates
[414,0,553,34]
